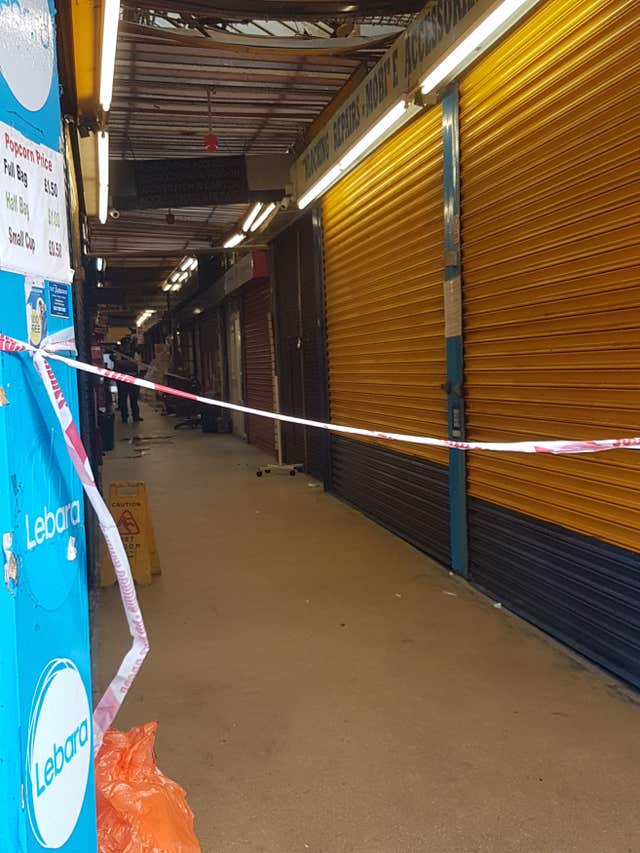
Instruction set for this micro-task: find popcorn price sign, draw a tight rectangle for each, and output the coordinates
[0,121,72,283]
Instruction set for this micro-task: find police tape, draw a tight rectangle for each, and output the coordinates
[8,332,638,456]
[1,331,639,749]
[1,333,148,752]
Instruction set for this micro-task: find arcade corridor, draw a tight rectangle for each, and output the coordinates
[94,407,640,852]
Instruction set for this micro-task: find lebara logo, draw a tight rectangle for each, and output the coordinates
[0,0,54,112]
[26,659,92,849]
[26,499,81,551]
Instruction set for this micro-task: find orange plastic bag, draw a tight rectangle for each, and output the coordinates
[96,722,201,853]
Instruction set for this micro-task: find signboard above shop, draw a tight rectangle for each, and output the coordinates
[291,0,538,202]
[292,0,480,198]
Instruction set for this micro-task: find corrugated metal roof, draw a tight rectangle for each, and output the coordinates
[91,204,248,264]
[89,3,417,320]
[110,21,371,160]
[123,2,420,23]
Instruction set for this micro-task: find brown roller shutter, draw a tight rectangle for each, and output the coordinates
[242,279,276,457]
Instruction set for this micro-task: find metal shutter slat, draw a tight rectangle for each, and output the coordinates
[323,107,447,465]
[460,0,640,554]
[242,280,276,457]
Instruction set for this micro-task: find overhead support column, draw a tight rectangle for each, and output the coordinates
[442,84,468,576]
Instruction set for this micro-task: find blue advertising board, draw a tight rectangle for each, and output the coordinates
[49,282,70,319]
[0,0,97,849]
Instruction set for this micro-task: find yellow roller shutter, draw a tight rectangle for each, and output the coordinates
[323,106,447,465]
[460,0,640,552]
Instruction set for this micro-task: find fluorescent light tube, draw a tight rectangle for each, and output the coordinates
[298,165,341,210]
[421,0,536,95]
[339,101,407,171]
[224,232,246,248]
[162,283,171,292]
[242,203,263,232]
[171,283,181,292]
[96,257,104,272]
[98,132,109,225]
[100,0,121,112]
[171,272,180,282]
[250,202,277,232]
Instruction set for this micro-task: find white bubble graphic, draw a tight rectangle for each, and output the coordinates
[0,0,54,112]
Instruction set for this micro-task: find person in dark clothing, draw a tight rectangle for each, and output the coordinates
[114,336,143,423]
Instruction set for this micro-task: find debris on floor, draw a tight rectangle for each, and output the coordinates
[120,434,175,451]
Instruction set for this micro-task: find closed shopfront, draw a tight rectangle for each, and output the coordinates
[175,324,196,379]
[226,297,246,440]
[322,107,450,566]
[460,0,640,684]
[242,280,276,457]
[197,308,220,395]
[272,213,329,481]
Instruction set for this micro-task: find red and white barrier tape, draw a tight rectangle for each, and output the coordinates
[1,331,639,748]
[4,332,637,456]
[1,333,148,752]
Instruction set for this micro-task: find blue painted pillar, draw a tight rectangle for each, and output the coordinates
[0,1,97,849]
[442,85,468,575]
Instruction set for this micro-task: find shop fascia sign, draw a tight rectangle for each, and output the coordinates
[292,0,541,207]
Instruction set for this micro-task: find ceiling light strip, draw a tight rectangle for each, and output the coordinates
[99,0,121,112]
[224,232,246,249]
[421,0,540,95]
[242,203,263,232]
[98,132,109,225]
[250,202,277,232]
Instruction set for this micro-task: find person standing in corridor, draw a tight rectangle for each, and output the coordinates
[114,335,143,423]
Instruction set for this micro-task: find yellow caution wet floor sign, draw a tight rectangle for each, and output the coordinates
[101,482,160,587]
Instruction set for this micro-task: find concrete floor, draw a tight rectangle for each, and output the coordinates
[95,405,640,853]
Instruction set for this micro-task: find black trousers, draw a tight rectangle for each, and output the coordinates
[117,381,140,422]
